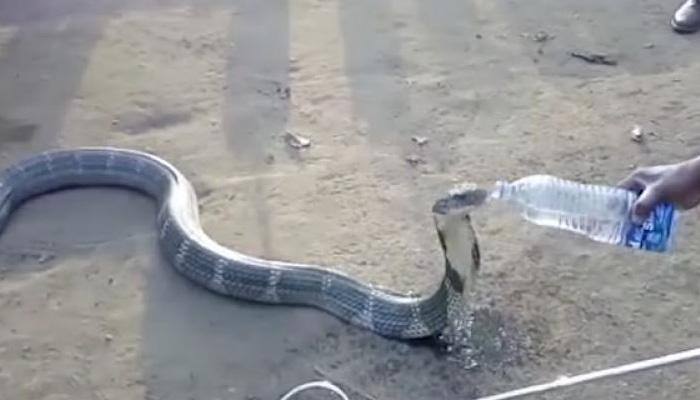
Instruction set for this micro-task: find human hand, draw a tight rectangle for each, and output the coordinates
[618,156,700,222]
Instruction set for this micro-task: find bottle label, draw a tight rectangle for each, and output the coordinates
[623,203,677,252]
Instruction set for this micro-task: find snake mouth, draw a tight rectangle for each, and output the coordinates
[432,184,489,216]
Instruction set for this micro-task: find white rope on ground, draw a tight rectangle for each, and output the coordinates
[281,347,700,400]
[474,347,700,400]
[279,380,349,400]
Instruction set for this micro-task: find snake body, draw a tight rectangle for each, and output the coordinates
[0,147,481,339]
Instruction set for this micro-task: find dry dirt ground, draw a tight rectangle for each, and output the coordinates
[1,0,700,399]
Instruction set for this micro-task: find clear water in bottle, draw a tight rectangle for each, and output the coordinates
[490,174,678,252]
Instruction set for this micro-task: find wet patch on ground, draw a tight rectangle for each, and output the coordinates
[289,306,534,400]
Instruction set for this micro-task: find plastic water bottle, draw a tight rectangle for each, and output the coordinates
[490,174,679,252]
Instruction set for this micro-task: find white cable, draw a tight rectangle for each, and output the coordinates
[474,347,700,400]
[280,347,700,400]
[279,380,349,400]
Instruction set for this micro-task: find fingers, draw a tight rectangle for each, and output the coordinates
[617,172,648,224]
[631,185,662,223]
[617,172,646,194]
[617,166,662,192]
[617,175,643,192]
[617,165,681,223]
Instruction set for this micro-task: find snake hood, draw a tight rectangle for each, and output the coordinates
[431,184,486,295]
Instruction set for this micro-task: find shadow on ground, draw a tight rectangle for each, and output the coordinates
[142,251,532,399]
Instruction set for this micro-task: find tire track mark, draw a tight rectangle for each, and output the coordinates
[223,0,291,257]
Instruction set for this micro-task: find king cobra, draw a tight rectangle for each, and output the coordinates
[0,147,484,339]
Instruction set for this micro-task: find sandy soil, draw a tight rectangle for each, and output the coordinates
[1,0,700,399]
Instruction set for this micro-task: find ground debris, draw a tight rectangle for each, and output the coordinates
[405,154,425,166]
[630,125,644,143]
[531,30,554,43]
[284,131,311,149]
[277,85,291,100]
[37,252,54,264]
[411,136,428,146]
[570,51,617,66]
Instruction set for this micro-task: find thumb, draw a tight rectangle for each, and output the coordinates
[631,186,662,223]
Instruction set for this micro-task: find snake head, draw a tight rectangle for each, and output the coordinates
[432,184,485,294]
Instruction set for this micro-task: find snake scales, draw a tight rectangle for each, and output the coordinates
[0,147,482,339]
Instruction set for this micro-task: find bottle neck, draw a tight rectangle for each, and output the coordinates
[491,180,512,200]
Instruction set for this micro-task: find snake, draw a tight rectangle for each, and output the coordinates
[0,147,483,339]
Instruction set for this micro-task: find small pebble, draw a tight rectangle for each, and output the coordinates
[105,334,114,342]
[411,136,428,146]
[532,30,553,43]
[630,125,644,143]
[405,154,425,166]
[37,253,54,264]
[285,131,311,149]
[643,42,655,49]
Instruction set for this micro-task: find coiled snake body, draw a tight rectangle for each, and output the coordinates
[0,147,481,339]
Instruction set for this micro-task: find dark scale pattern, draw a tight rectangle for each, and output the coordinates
[219,259,272,300]
[41,151,80,171]
[171,239,216,286]
[326,277,372,324]
[371,296,416,335]
[276,268,324,302]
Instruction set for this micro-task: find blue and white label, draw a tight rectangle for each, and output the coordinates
[623,202,678,253]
